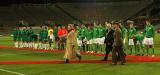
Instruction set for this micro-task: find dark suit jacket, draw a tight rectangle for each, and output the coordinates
[104,29,114,45]
[113,28,123,46]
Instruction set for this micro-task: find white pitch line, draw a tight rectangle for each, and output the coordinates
[0,69,25,75]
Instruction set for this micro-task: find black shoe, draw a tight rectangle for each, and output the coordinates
[65,59,69,63]
[76,54,82,62]
[102,56,108,61]
[101,59,106,61]
[78,56,82,62]
[120,62,125,65]
[79,56,82,62]
[101,59,107,61]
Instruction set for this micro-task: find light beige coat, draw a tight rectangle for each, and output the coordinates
[64,30,78,59]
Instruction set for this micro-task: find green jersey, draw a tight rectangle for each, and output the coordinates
[135,33,144,42]
[26,30,30,42]
[81,27,87,38]
[128,27,136,39]
[77,28,81,40]
[39,30,43,41]
[42,30,48,40]
[143,24,155,38]
[121,27,127,39]
[93,27,99,38]
[29,29,34,42]
[53,28,58,37]
[98,27,105,38]
[135,33,144,48]
[86,29,93,40]
[21,30,26,42]
[32,34,38,42]
[17,30,22,41]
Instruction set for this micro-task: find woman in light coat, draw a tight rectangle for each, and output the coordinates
[64,24,81,63]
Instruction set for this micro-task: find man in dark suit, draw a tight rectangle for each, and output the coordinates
[112,22,125,65]
[103,23,114,61]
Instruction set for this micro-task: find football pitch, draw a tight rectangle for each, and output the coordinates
[0,33,160,75]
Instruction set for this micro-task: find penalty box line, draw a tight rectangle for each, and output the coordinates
[0,68,25,75]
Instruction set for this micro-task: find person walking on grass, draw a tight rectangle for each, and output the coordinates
[103,23,114,61]
[64,24,81,63]
[112,22,125,65]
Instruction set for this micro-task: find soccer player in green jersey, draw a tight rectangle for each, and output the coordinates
[135,31,144,56]
[25,27,30,48]
[21,27,27,48]
[81,24,87,52]
[38,26,43,49]
[32,33,38,49]
[17,27,22,48]
[42,26,48,50]
[13,27,18,48]
[76,25,82,51]
[143,19,155,57]
[119,22,128,53]
[93,22,99,53]
[18,27,23,48]
[86,25,93,52]
[28,27,34,48]
[98,24,105,52]
[53,26,58,49]
[128,21,137,55]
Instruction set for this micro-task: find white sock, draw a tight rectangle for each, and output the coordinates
[17,42,19,48]
[16,42,18,48]
[29,43,31,48]
[35,43,38,49]
[24,42,26,48]
[38,43,41,49]
[39,43,42,49]
[42,44,45,49]
[19,42,21,48]
[31,43,33,48]
[22,42,25,48]
[45,44,48,50]
[44,44,47,50]
[14,42,17,47]
[26,43,28,48]
[27,43,29,48]
[21,42,24,48]
[30,43,32,48]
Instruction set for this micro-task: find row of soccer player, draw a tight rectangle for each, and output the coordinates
[73,20,155,56]
[12,20,155,56]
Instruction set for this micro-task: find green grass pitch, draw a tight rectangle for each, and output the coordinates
[0,33,159,75]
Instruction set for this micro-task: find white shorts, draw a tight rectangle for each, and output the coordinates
[87,39,92,44]
[77,39,82,46]
[129,39,134,45]
[136,41,140,45]
[87,40,89,44]
[143,37,154,45]
[93,38,99,44]
[89,39,94,44]
[99,37,105,45]
[97,38,101,44]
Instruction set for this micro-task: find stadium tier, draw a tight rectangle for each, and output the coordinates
[0,0,156,35]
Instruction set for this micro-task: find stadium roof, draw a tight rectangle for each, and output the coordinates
[0,0,155,6]
[1,0,153,4]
